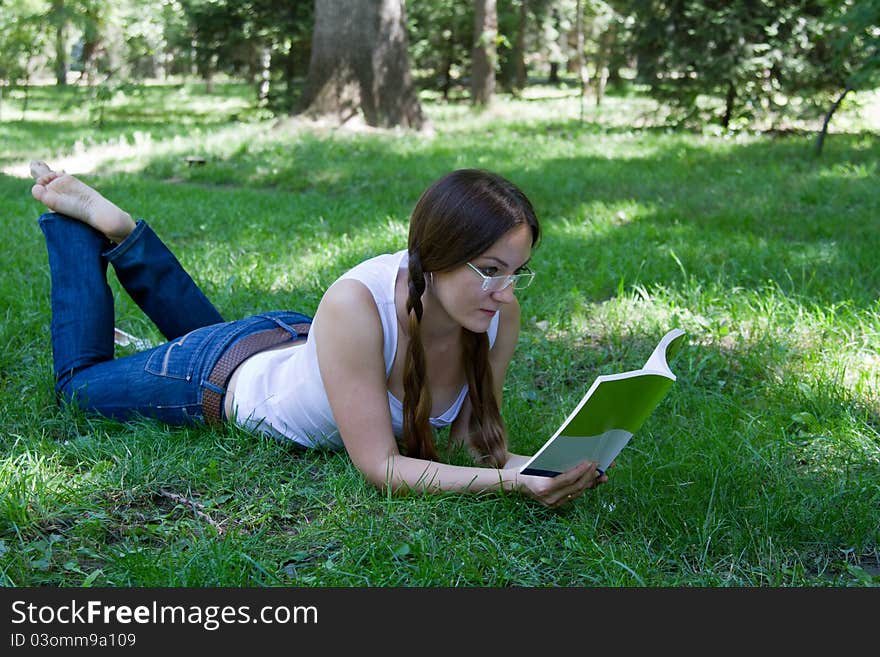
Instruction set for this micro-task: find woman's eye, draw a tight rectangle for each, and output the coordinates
[480,267,498,276]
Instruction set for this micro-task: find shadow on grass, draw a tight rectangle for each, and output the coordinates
[99,126,879,312]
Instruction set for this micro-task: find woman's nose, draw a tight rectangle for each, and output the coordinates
[491,284,516,304]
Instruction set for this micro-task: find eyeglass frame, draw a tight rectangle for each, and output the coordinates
[465,262,535,292]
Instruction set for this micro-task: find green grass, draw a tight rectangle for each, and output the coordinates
[1,82,878,586]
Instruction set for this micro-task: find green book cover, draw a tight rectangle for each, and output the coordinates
[520,328,686,477]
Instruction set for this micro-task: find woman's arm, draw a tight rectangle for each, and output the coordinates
[312,280,512,493]
[503,453,532,470]
[312,280,599,504]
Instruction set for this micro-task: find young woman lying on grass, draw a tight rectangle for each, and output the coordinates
[30,160,607,508]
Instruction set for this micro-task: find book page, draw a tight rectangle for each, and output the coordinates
[520,328,686,477]
[643,328,686,375]
[521,429,631,475]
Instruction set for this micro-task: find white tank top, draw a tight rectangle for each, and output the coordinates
[231,250,499,449]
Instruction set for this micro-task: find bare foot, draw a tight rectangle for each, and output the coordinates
[30,160,136,243]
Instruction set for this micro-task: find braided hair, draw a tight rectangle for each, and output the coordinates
[402,170,539,467]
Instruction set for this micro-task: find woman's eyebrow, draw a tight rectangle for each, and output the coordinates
[479,255,532,270]
[478,256,509,268]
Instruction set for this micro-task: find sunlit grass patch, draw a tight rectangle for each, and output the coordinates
[0,445,84,535]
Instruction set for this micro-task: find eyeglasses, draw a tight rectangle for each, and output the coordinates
[466,262,535,292]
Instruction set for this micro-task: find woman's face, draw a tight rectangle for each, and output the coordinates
[430,223,533,333]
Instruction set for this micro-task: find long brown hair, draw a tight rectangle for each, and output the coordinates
[403,169,540,467]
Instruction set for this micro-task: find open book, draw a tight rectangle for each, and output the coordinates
[520,328,686,477]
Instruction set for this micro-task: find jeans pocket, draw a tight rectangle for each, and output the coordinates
[144,324,224,381]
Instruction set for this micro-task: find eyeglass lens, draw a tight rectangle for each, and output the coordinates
[485,272,532,291]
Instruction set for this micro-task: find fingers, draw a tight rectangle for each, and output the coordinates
[553,459,594,488]
[520,460,609,508]
[549,461,601,507]
[570,460,602,488]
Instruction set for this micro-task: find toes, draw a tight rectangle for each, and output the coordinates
[30,160,53,180]
[37,172,61,186]
[31,183,47,203]
[31,183,59,210]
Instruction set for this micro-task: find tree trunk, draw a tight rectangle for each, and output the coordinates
[594,66,608,107]
[301,0,424,129]
[282,47,297,114]
[576,0,587,120]
[593,25,613,106]
[514,0,528,91]
[82,39,99,86]
[471,0,497,106]
[53,0,67,86]
[258,46,271,105]
[23,76,30,114]
[815,87,851,157]
[721,80,736,129]
[441,54,453,101]
[440,26,456,101]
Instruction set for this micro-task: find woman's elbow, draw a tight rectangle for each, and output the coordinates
[354,456,401,492]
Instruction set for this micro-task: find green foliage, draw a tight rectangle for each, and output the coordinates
[624,1,785,127]
[176,0,313,112]
[792,0,880,97]
[0,0,48,84]
[407,0,473,97]
[839,0,880,91]
[753,0,880,149]
[621,0,880,130]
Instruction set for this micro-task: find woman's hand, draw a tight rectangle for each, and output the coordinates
[510,460,609,508]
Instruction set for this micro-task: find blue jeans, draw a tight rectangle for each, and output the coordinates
[39,212,311,425]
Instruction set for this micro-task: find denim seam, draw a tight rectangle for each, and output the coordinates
[144,323,225,380]
[102,219,147,261]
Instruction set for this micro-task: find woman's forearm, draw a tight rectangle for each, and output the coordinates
[503,452,531,470]
[376,455,519,495]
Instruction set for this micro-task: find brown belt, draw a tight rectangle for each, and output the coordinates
[201,322,311,423]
